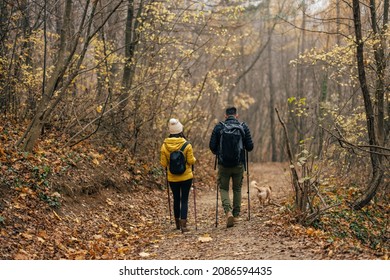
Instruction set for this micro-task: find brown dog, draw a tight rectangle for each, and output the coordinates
[250,180,272,207]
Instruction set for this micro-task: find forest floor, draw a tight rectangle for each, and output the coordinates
[0,124,388,260]
[1,145,386,260]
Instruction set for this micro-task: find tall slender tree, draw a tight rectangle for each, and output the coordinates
[351,0,385,210]
[267,0,277,162]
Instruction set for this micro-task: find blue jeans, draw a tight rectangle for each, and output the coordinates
[169,179,192,219]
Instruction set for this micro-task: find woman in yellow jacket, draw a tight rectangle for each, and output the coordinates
[160,118,196,233]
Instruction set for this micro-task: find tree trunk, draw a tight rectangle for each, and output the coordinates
[267,0,277,162]
[335,0,342,102]
[119,0,140,112]
[297,0,306,143]
[351,0,384,210]
[276,108,301,209]
[384,0,390,142]
[17,0,34,119]
[369,0,386,147]
[0,0,9,114]
[17,0,73,152]
[317,74,328,158]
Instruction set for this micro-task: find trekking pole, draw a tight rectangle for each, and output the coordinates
[192,165,198,230]
[166,168,172,224]
[246,150,250,221]
[214,155,219,227]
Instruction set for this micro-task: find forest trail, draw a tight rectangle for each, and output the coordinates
[2,159,381,260]
[143,162,328,260]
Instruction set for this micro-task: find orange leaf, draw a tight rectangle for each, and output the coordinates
[14,250,29,260]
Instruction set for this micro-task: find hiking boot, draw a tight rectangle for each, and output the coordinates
[226,212,234,228]
[233,216,243,224]
[180,219,190,233]
[175,218,180,230]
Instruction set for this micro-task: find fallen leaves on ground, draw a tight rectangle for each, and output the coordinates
[0,123,387,260]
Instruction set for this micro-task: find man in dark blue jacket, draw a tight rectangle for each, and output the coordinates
[209,107,254,227]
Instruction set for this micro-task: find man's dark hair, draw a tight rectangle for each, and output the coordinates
[225,107,237,116]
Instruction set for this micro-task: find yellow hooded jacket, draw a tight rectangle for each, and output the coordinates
[160,137,196,182]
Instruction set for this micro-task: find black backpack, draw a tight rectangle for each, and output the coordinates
[218,122,245,167]
[169,141,189,174]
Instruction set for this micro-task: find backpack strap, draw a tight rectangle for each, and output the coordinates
[238,122,245,136]
[180,141,189,152]
[219,121,227,132]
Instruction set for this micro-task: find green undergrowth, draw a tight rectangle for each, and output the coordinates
[309,184,389,255]
[317,205,388,250]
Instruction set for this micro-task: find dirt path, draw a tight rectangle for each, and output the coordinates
[144,162,327,260]
[1,159,378,260]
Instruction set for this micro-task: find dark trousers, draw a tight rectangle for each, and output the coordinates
[169,179,192,220]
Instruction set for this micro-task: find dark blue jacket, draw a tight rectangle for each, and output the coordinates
[209,116,254,166]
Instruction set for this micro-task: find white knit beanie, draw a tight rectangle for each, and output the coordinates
[168,118,183,134]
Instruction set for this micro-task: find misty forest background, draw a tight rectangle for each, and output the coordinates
[0,0,389,259]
